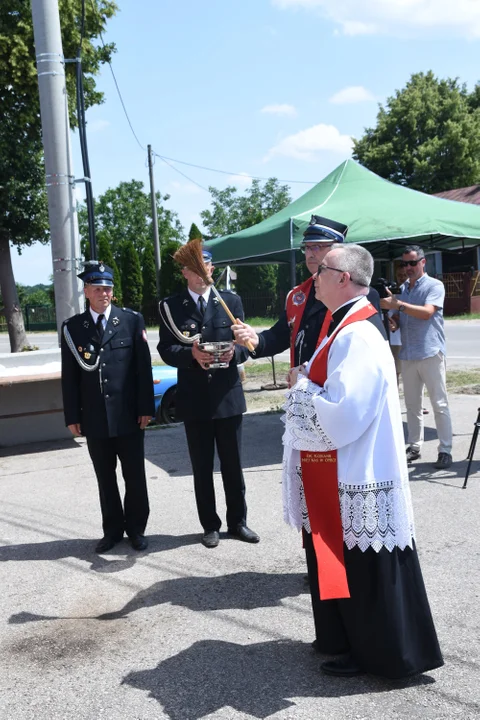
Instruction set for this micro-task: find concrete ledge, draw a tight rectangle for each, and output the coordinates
[0,374,69,447]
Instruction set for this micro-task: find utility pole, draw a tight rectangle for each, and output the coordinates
[147,145,162,299]
[31,0,84,340]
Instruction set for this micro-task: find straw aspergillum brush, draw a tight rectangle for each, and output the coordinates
[173,238,255,352]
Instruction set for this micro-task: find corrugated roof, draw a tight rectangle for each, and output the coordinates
[434,185,480,204]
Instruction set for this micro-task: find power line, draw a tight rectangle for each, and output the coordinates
[152,151,317,185]
[89,1,318,187]
[89,0,145,151]
[156,155,210,192]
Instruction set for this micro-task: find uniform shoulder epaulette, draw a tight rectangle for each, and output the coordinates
[122,307,139,315]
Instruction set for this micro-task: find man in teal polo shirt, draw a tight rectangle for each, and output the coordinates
[380,245,453,470]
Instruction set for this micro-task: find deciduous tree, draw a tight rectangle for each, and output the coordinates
[353,71,480,193]
[0,0,117,351]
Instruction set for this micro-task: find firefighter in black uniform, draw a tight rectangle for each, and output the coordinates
[158,249,259,549]
[233,215,382,363]
[61,261,154,554]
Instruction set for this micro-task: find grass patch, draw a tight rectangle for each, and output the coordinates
[445,313,480,321]
[446,369,480,391]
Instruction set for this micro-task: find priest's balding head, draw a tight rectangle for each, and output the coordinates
[314,245,374,312]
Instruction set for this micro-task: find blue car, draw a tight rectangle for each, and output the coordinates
[152,365,178,424]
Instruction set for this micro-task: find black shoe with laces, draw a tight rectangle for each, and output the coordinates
[406,446,421,463]
[434,452,452,469]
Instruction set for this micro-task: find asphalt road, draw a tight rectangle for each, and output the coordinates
[1,319,480,369]
[1,395,479,719]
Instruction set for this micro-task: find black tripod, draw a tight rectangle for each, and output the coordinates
[463,407,480,489]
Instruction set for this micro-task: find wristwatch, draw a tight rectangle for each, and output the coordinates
[398,304,406,312]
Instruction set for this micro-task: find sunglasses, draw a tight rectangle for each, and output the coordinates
[399,259,422,267]
[317,264,346,275]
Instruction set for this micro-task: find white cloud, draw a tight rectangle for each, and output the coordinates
[329,85,376,104]
[86,119,110,133]
[264,123,353,161]
[271,0,480,38]
[169,180,203,195]
[261,103,297,117]
[227,172,253,189]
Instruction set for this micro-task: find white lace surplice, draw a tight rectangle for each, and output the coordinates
[281,314,415,554]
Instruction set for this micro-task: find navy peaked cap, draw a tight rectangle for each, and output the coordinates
[302,215,348,244]
[77,260,114,286]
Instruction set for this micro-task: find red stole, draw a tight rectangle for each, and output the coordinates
[300,301,377,600]
[286,276,332,367]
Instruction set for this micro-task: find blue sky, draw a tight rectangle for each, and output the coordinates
[12,0,480,284]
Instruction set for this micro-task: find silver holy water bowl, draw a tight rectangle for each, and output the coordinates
[198,340,234,369]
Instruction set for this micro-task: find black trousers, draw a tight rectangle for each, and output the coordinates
[87,430,149,539]
[184,415,247,532]
[303,529,444,679]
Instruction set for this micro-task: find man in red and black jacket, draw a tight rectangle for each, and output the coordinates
[233,215,383,364]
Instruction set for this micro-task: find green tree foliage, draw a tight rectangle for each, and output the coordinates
[188,222,202,240]
[353,71,480,193]
[0,0,117,351]
[159,238,185,298]
[141,242,157,322]
[200,178,292,310]
[121,241,143,311]
[78,179,184,296]
[25,289,52,306]
[97,235,122,305]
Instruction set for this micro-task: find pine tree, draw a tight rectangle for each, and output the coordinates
[159,239,185,298]
[141,242,157,323]
[98,235,122,306]
[188,222,202,241]
[121,241,143,311]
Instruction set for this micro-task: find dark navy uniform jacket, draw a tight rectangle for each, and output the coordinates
[61,305,154,438]
[158,289,249,422]
[254,284,383,366]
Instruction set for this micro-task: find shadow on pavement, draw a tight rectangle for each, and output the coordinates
[145,412,284,477]
[9,571,308,625]
[0,533,198,566]
[0,436,81,457]
[123,638,435,719]
[95,570,307,620]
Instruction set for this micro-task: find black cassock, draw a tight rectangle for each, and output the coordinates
[304,532,444,679]
[61,305,154,539]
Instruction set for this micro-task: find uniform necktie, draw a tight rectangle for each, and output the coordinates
[197,296,206,316]
[96,313,105,340]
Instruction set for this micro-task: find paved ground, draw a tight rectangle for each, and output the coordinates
[1,394,480,719]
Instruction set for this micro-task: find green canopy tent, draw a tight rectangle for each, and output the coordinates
[204,159,480,283]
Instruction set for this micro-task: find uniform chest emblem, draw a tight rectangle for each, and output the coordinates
[78,346,83,352]
[183,331,191,337]
[292,291,306,306]
[83,320,90,328]
[84,352,91,360]
[190,323,196,329]
[112,316,120,326]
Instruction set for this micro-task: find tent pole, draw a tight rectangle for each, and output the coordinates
[289,218,296,287]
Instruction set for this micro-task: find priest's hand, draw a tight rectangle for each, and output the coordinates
[287,364,308,388]
[232,320,259,350]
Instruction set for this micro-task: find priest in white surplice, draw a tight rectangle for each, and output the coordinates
[282,244,443,679]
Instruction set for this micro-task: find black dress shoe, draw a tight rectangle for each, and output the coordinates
[95,535,122,554]
[201,530,220,548]
[228,525,260,543]
[130,535,148,551]
[321,654,364,677]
